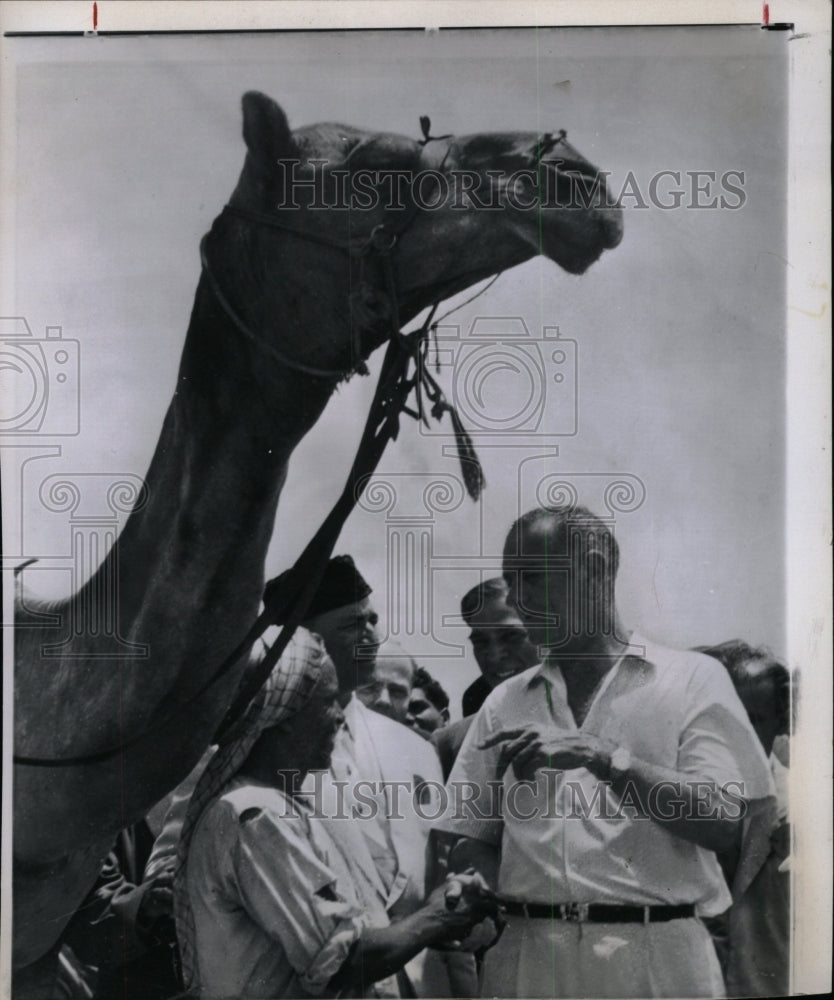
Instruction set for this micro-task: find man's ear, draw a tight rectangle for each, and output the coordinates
[242,91,295,177]
[441,708,450,724]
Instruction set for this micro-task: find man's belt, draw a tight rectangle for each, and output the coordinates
[501,901,696,923]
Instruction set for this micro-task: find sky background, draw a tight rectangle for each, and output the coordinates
[5,26,788,716]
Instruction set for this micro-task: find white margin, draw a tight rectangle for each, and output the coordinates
[1,2,829,998]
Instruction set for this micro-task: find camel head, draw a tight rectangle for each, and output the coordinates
[219,91,623,373]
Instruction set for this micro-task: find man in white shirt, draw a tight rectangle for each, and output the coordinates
[438,506,774,999]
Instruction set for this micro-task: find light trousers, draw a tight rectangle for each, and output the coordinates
[481,916,725,999]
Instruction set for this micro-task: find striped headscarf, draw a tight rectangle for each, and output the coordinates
[173,627,330,989]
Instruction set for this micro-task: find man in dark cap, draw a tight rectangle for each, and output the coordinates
[266,555,450,996]
[146,557,454,996]
[263,554,380,698]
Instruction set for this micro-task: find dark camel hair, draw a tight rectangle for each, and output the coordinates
[12,91,622,978]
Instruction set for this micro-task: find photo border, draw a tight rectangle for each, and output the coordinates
[1,2,829,996]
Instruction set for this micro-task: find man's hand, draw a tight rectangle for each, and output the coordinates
[424,871,500,946]
[481,728,744,854]
[479,727,617,782]
[332,870,502,989]
[137,866,174,927]
[442,869,497,912]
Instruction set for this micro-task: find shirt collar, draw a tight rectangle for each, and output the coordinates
[525,632,656,689]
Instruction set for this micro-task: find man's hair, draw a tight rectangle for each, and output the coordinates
[696,639,792,735]
[375,641,418,680]
[411,666,450,712]
[504,506,620,580]
[460,577,509,625]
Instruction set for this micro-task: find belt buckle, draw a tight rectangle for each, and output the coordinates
[560,902,588,922]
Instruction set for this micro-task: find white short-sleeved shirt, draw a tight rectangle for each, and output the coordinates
[186,777,373,999]
[437,635,774,917]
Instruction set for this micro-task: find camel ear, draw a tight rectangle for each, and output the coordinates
[242,91,295,174]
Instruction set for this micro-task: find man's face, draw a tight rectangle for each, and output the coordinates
[359,656,414,724]
[468,595,540,688]
[407,687,448,737]
[735,664,784,757]
[306,597,380,695]
[261,658,345,775]
[503,526,577,656]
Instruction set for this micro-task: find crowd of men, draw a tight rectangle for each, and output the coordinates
[54,505,792,1000]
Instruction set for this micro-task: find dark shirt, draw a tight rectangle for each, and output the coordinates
[61,824,179,1000]
[461,676,492,718]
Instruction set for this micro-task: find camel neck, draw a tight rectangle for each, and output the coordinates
[176,272,336,453]
[66,273,339,741]
[12,259,345,860]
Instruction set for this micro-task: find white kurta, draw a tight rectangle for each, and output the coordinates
[438,635,775,999]
[330,697,444,914]
[311,697,456,997]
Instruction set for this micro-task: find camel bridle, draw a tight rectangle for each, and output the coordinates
[203,201,423,382]
[199,125,570,383]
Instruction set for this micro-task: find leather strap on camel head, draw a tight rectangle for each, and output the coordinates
[204,92,622,383]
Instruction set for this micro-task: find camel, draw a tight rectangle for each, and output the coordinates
[11,91,622,983]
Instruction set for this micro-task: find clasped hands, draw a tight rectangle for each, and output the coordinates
[479,727,618,782]
[428,869,502,951]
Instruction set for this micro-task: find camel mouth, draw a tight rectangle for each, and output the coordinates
[600,207,625,249]
[539,161,623,239]
[540,216,623,275]
[531,161,623,272]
